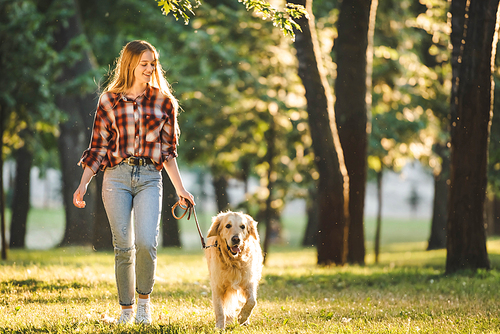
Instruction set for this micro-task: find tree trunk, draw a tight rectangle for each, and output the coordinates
[374,168,382,264]
[9,138,34,249]
[336,0,377,265]
[446,0,499,273]
[57,116,95,245]
[427,143,449,250]
[46,0,99,246]
[92,172,112,250]
[162,170,182,247]
[212,174,230,213]
[485,194,495,236]
[493,197,500,235]
[0,113,7,260]
[302,185,319,247]
[289,0,350,265]
[263,119,276,263]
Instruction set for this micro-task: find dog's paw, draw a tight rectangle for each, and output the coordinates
[238,311,251,325]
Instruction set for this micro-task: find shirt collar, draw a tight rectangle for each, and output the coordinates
[118,84,152,102]
[144,83,152,100]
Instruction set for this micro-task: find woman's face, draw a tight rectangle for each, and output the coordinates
[133,50,156,86]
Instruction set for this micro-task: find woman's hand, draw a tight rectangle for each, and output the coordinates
[73,183,88,208]
[163,158,195,207]
[73,166,94,208]
[177,189,195,207]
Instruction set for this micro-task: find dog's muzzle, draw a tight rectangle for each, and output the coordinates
[228,237,241,255]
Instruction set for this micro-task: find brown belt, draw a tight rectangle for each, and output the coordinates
[124,156,154,166]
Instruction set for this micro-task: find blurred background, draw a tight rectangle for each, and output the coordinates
[2,0,500,263]
[1,160,433,249]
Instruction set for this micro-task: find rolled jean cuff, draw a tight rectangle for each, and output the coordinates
[119,302,135,307]
[136,289,153,296]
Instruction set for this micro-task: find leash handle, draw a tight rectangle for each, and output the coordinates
[171,199,207,249]
[171,201,190,220]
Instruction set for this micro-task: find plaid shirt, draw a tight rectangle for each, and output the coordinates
[79,84,178,173]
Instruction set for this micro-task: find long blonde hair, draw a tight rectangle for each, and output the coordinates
[104,40,179,114]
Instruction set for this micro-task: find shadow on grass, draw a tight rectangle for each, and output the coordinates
[1,279,91,292]
[259,266,500,302]
[0,322,210,334]
[0,279,114,305]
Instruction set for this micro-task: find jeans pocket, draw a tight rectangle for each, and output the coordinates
[107,160,128,171]
[146,163,159,173]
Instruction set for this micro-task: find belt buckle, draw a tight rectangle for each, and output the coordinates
[126,156,138,166]
[127,156,148,166]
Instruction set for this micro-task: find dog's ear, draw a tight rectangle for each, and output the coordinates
[207,213,223,238]
[245,214,259,241]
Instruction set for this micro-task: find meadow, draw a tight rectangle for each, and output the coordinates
[1,209,499,333]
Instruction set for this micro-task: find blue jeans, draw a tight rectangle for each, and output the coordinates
[102,161,162,306]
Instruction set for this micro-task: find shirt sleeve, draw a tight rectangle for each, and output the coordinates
[78,100,112,174]
[161,98,178,163]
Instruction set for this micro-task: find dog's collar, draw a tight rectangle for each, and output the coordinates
[205,240,218,249]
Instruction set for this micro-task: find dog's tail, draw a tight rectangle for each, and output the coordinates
[223,288,246,324]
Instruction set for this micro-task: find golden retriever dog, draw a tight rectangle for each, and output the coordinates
[205,211,263,329]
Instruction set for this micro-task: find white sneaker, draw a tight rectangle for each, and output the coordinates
[117,309,134,324]
[135,301,153,324]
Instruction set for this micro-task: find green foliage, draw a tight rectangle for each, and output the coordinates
[237,1,307,40]
[165,2,314,214]
[368,0,450,175]
[156,0,201,23]
[154,0,307,40]
[0,0,65,168]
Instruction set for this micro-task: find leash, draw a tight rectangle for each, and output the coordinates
[171,199,217,250]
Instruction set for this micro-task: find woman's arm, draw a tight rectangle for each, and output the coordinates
[73,166,95,208]
[163,157,195,206]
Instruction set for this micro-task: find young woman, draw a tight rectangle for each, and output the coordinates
[73,40,194,325]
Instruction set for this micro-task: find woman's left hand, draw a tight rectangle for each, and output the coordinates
[178,190,195,207]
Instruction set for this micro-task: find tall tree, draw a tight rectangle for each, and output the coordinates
[1,0,63,254]
[41,0,99,246]
[8,130,34,248]
[487,51,500,237]
[403,0,451,251]
[302,185,319,246]
[335,0,377,265]
[373,166,382,263]
[427,143,449,250]
[212,173,230,213]
[367,0,449,254]
[162,170,181,247]
[92,173,112,250]
[0,115,6,259]
[446,0,499,273]
[289,0,350,265]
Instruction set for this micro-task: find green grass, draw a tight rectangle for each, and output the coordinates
[1,241,500,333]
[3,208,500,332]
